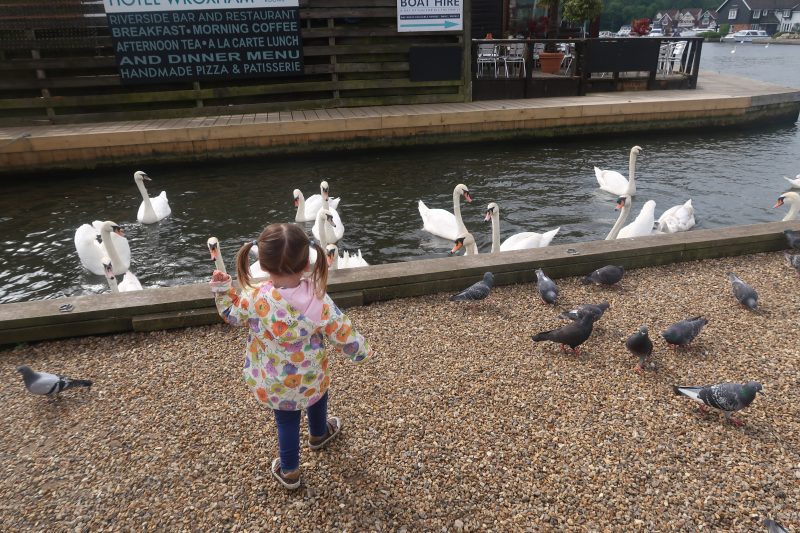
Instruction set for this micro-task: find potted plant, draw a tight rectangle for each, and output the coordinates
[535,0,564,73]
[535,0,603,74]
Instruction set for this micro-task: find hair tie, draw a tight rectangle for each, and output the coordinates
[251,239,257,246]
[309,238,318,248]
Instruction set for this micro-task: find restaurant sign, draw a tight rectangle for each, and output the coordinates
[103,0,304,84]
[396,0,463,32]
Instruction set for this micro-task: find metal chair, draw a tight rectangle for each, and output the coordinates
[531,42,545,70]
[502,42,527,78]
[666,40,687,74]
[476,43,500,78]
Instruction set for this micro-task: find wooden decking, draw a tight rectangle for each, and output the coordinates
[0,71,798,174]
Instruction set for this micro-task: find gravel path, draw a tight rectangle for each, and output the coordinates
[2,252,799,532]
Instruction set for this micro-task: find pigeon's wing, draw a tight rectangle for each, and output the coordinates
[597,266,624,284]
[451,281,490,301]
[698,383,742,412]
[731,279,757,306]
[673,385,705,404]
[27,372,63,395]
[764,518,789,533]
[626,333,652,357]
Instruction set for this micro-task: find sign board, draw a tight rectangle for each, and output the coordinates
[103,0,304,84]
[396,0,463,32]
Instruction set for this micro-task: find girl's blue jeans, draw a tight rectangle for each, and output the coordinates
[273,392,329,472]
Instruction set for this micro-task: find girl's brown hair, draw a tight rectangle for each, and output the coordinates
[235,223,328,298]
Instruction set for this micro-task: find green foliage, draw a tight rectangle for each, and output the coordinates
[719,23,730,35]
[599,0,719,31]
[701,31,722,39]
[563,0,603,23]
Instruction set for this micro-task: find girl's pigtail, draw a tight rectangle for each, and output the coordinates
[236,240,255,289]
[310,240,328,299]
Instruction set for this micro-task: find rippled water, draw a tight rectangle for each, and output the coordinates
[1,42,798,304]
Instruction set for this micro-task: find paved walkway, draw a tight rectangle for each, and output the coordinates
[1,72,798,173]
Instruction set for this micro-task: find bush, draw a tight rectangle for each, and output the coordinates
[719,23,730,35]
[702,31,722,40]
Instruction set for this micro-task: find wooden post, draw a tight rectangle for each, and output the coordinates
[464,0,472,101]
[193,81,203,108]
[329,18,339,100]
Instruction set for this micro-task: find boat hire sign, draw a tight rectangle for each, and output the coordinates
[103,0,304,84]
[396,0,463,32]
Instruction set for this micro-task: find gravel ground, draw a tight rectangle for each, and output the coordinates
[1,251,799,532]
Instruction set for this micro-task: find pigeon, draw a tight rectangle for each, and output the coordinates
[558,301,610,323]
[672,381,763,426]
[784,252,800,276]
[532,313,594,354]
[727,272,758,310]
[16,365,92,397]
[535,268,559,304]
[783,229,800,249]
[581,265,625,286]
[764,518,789,533]
[450,272,494,301]
[626,325,653,373]
[661,316,708,348]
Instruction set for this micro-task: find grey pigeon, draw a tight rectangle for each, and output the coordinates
[783,229,800,250]
[558,301,610,323]
[784,252,800,275]
[16,365,92,397]
[673,381,763,426]
[532,313,594,354]
[535,269,559,304]
[450,272,494,301]
[581,265,624,286]
[764,518,788,533]
[626,325,653,373]
[727,272,758,310]
[661,316,708,348]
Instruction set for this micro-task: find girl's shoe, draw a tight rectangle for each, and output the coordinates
[271,458,302,490]
[308,416,342,451]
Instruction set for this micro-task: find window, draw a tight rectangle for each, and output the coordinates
[784,10,791,18]
[728,8,738,19]
[753,9,760,18]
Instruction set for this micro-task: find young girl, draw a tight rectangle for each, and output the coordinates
[210,223,372,490]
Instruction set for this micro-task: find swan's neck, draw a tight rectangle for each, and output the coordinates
[295,194,306,220]
[453,189,466,233]
[316,214,329,249]
[466,237,479,256]
[331,250,339,270]
[101,228,124,269]
[106,275,119,293]
[628,150,638,188]
[214,254,226,274]
[606,200,631,240]
[490,212,500,253]
[784,199,800,221]
[136,179,156,219]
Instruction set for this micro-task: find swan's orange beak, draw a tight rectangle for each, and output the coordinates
[484,211,492,222]
[293,198,299,207]
[209,247,218,261]
[464,192,473,203]
[615,198,626,210]
[449,240,464,255]
[326,250,335,266]
[114,228,125,237]
[774,197,785,208]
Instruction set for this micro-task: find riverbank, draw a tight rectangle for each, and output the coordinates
[2,250,798,531]
[0,71,798,175]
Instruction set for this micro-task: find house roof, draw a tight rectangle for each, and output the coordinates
[717,0,799,12]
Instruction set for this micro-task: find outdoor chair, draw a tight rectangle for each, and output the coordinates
[502,42,527,78]
[666,40,687,74]
[560,43,576,75]
[531,42,545,70]
[477,43,500,78]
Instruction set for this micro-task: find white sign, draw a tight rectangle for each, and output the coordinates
[396,0,463,33]
[104,0,298,14]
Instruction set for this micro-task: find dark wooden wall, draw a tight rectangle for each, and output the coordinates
[0,0,467,125]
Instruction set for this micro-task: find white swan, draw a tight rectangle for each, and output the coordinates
[134,171,171,224]
[312,201,344,244]
[605,196,656,240]
[595,146,641,197]
[207,237,226,274]
[484,202,559,252]
[325,244,368,270]
[783,174,800,188]
[450,231,479,256]
[775,191,800,221]
[418,184,473,241]
[657,199,695,233]
[74,220,131,276]
[102,256,141,292]
[293,180,341,222]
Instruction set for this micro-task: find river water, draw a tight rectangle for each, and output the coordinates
[1,42,798,304]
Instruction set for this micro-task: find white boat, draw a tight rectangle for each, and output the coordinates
[722,29,769,42]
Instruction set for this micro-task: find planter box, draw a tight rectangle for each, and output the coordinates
[538,52,565,74]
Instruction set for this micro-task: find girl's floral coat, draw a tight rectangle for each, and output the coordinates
[213,280,371,410]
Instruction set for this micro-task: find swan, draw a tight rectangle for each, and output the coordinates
[293,180,341,222]
[102,256,141,292]
[656,199,695,233]
[312,200,344,244]
[605,196,656,240]
[207,237,226,274]
[484,202,560,252]
[783,174,800,188]
[74,220,131,276]
[418,184,473,241]
[325,244,368,269]
[134,171,171,224]
[594,145,641,197]
[774,191,800,221]
[450,231,479,256]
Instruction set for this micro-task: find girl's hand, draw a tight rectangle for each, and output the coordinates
[211,270,230,283]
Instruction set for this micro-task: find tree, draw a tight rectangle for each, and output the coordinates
[563,0,603,26]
